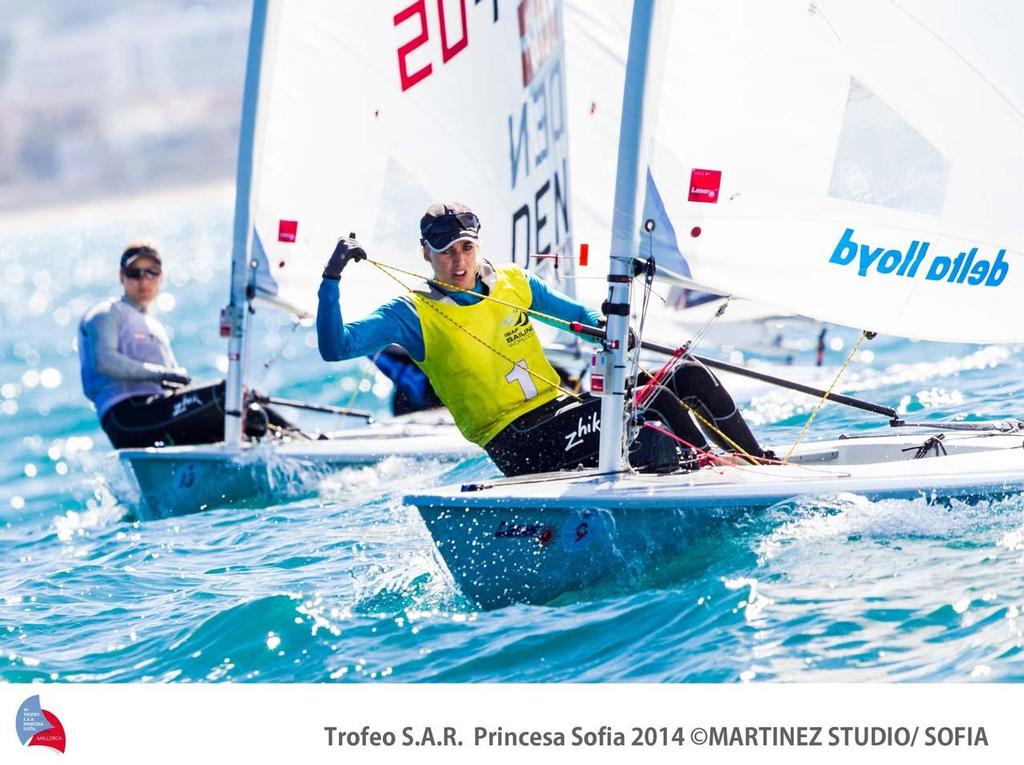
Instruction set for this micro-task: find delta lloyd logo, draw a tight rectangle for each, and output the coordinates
[15,695,66,754]
[828,227,1009,287]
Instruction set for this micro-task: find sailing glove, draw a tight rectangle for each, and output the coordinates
[323,234,367,280]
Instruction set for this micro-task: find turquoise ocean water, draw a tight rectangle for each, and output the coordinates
[1,189,1022,683]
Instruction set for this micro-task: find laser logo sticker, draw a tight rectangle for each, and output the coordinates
[15,695,66,754]
[277,219,298,243]
[688,168,722,203]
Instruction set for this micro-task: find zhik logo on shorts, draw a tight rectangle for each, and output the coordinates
[15,695,66,754]
[564,410,600,451]
[171,393,202,418]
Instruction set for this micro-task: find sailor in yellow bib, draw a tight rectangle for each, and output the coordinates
[316,202,767,476]
[410,263,561,445]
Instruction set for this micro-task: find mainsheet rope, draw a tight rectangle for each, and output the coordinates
[366,258,582,400]
[367,256,767,465]
[784,330,871,463]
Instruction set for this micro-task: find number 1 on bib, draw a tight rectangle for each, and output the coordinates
[505,359,538,400]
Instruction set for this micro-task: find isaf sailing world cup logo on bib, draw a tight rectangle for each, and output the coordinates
[502,310,534,347]
[15,695,66,754]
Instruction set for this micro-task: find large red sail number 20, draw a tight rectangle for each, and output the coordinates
[394,0,470,92]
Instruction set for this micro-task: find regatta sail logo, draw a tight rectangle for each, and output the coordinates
[502,311,534,347]
[15,695,66,754]
[828,228,1008,287]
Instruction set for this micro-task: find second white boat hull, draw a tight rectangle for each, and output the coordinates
[121,418,480,520]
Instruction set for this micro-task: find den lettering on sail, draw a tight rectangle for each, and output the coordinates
[828,227,1009,287]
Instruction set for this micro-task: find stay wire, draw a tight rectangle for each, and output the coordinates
[626,231,658,450]
[248,318,303,389]
[628,227,739,459]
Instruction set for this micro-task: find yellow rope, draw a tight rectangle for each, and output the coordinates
[367,259,580,400]
[784,331,869,463]
[367,258,587,333]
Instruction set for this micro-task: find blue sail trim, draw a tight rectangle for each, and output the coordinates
[642,168,692,278]
[250,229,280,297]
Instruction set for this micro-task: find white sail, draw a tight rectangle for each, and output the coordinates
[243,0,574,320]
[564,0,826,352]
[640,0,1024,344]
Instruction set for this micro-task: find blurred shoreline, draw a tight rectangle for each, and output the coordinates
[0,179,235,231]
[0,0,248,225]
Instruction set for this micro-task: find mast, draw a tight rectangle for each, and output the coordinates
[598,0,661,473]
[222,0,269,447]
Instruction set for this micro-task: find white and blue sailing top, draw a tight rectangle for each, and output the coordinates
[78,297,181,417]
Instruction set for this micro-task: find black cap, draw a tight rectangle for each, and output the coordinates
[120,243,162,269]
[419,202,481,252]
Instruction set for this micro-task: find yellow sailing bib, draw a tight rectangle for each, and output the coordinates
[411,264,561,446]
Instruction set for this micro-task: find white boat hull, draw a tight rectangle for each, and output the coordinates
[408,430,1024,608]
[120,418,480,520]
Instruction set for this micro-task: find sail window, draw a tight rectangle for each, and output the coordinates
[828,78,949,216]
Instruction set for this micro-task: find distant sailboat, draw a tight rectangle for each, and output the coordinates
[409,0,1024,608]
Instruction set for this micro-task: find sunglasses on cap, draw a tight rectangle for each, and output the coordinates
[124,267,162,280]
[420,212,480,251]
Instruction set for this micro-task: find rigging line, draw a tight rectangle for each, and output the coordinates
[643,421,853,479]
[367,258,594,335]
[640,379,759,465]
[337,358,375,427]
[891,0,1024,122]
[368,259,581,401]
[249,318,303,388]
[784,330,869,463]
[626,231,658,447]
[687,298,731,352]
[669,299,732,391]
[641,422,733,467]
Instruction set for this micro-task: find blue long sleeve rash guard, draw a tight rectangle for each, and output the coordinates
[317,270,603,363]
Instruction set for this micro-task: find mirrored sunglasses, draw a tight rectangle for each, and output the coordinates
[421,212,480,251]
